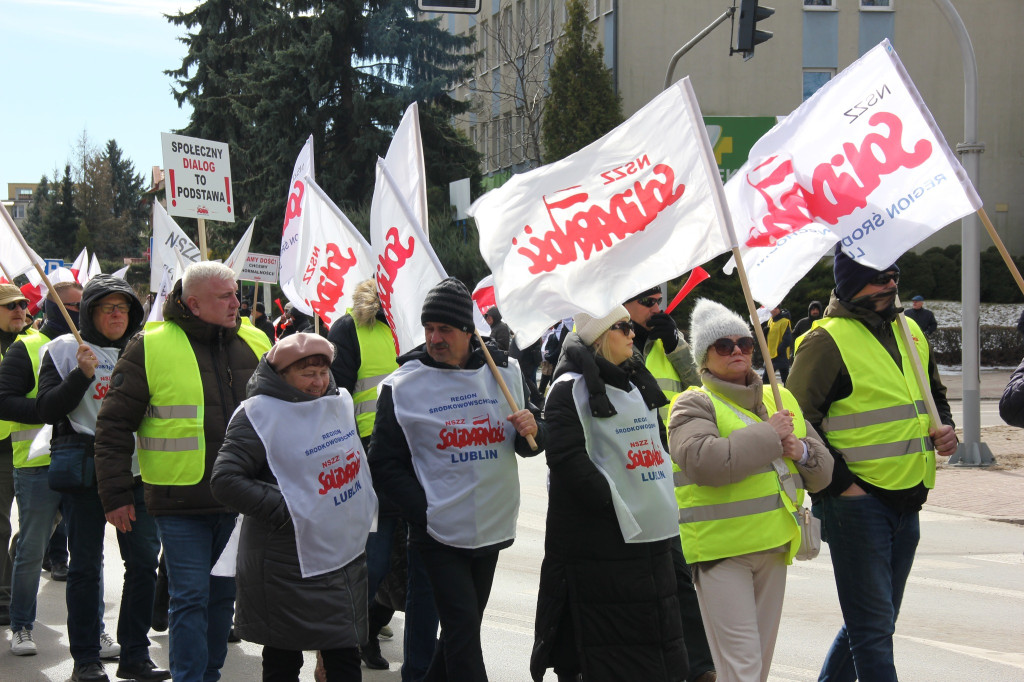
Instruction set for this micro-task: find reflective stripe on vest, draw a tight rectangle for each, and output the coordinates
[10,330,47,468]
[138,321,270,486]
[815,316,934,491]
[351,312,398,438]
[674,385,805,564]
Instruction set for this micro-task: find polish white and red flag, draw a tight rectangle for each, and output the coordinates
[471,275,495,334]
[469,77,732,343]
[723,39,981,308]
[293,178,373,327]
[86,254,102,283]
[70,248,89,284]
[371,103,446,355]
[280,135,316,315]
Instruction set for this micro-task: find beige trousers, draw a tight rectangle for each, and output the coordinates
[693,551,788,682]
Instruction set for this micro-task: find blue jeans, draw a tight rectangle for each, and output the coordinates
[66,481,160,665]
[9,466,62,631]
[156,513,237,682]
[816,494,920,682]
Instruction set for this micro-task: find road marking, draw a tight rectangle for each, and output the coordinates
[796,560,1024,599]
[968,553,1024,565]
[897,634,1024,669]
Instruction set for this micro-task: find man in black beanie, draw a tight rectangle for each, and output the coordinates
[368,277,546,681]
[787,244,957,681]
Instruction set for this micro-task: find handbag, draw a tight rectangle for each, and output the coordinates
[48,433,96,492]
[771,458,821,561]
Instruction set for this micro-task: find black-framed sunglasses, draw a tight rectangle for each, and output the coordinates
[711,337,755,356]
[62,302,81,310]
[868,271,899,286]
[609,321,633,335]
[635,296,662,308]
[3,301,28,311]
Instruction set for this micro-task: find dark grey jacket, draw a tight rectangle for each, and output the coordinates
[211,357,368,650]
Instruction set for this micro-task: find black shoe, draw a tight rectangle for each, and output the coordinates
[360,641,389,670]
[150,609,167,633]
[115,659,171,681]
[0,603,9,626]
[50,562,69,581]
[71,661,110,682]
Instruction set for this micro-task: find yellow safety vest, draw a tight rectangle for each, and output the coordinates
[767,316,792,359]
[8,329,46,468]
[814,316,934,491]
[674,385,806,564]
[351,312,398,439]
[646,339,683,424]
[138,320,270,485]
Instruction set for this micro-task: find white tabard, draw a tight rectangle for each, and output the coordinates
[385,359,525,549]
[244,391,378,578]
[560,372,678,543]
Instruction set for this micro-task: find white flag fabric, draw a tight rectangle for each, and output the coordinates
[280,136,315,316]
[469,78,732,344]
[70,248,89,284]
[293,178,373,327]
[148,257,182,323]
[0,203,45,279]
[471,275,495,335]
[151,202,202,293]
[724,39,982,308]
[86,254,102,283]
[111,264,129,280]
[371,104,446,356]
[224,219,255,279]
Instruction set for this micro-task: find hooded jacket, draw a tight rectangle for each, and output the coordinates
[210,357,368,650]
[793,300,823,339]
[94,279,263,516]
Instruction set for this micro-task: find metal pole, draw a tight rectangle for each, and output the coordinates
[932,0,993,466]
[664,8,735,90]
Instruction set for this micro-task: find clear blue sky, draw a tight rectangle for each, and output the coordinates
[0,0,198,194]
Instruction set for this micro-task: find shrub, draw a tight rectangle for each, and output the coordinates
[930,325,1024,366]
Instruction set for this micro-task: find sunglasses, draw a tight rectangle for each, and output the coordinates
[711,337,755,356]
[609,321,633,335]
[634,296,662,308]
[3,301,28,311]
[868,271,900,286]
[62,302,81,310]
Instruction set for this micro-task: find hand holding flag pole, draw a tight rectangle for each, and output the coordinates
[473,330,538,451]
[0,203,83,344]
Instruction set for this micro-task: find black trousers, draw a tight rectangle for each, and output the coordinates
[419,545,500,682]
[261,645,360,682]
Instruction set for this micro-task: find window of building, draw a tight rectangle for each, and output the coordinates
[481,122,490,170]
[803,0,836,9]
[860,0,893,10]
[12,204,25,219]
[803,69,834,101]
[479,20,488,73]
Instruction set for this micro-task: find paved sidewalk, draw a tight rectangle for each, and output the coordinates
[929,467,1024,522]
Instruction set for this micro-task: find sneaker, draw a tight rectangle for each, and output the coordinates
[50,562,69,582]
[378,624,394,640]
[10,629,37,656]
[99,631,121,660]
[71,661,109,682]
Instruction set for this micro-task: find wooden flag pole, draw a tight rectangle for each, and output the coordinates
[977,207,1024,297]
[729,247,784,411]
[198,218,209,261]
[0,203,83,344]
[894,294,941,430]
[0,260,13,283]
[474,330,538,451]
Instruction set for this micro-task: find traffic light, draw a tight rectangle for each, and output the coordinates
[416,0,481,13]
[736,0,774,58]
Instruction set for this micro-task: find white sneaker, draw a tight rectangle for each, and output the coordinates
[10,629,37,656]
[99,631,120,660]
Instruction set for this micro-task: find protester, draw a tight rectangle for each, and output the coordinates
[251,302,276,345]
[94,262,271,682]
[483,307,511,352]
[669,299,832,682]
[0,281,82,656]
[531,306,687,682]
[763,306,794,385]
[999,358,1024,428]
[0,284,34,628]
[537,319,569,396]
[787,246,957,681]
[212,333,377,682]
[327,279,439,676]
[275,303,294,339]
[623,286,713,682]
[792,300,823,339]
[369,277,546,681]
[904,295,938,336]
[36,275,167,682]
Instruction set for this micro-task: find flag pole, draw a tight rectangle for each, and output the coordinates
[0,260,13,283]
[0,203,83,344]
[977,207,1024,297]
[197,218,208,261]
[729,247,784,410]
[894,294,941,429]
[474,330,538,451]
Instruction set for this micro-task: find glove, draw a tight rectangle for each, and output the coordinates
[646,313,678,354]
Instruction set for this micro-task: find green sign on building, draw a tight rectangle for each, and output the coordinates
[703,116,777,184]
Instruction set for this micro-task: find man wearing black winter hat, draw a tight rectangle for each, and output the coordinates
[787,244,957,681]
[368,277,546,681]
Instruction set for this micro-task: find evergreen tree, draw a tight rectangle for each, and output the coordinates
[106,139,148,257]
[541,0,622,163]
[28,165,81,259]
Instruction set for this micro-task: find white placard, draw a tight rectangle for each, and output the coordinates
[160,132,235,223]
[240,252,280,283]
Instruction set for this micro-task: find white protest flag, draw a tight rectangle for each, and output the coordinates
[111,264,129,280]
[724,39,982,308]
[471,275,495,335]
[0,204,45,279]
[151,202,202,292]
[86,254,102,283]
[280,136,315,315]
[147,259,180,323]
[371,104,446,355]
[469,78,732,343]
[224,219,255,279]
[70,248,89,284]
[293,178,373,327]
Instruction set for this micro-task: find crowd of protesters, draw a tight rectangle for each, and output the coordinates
[0,249,966,681]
